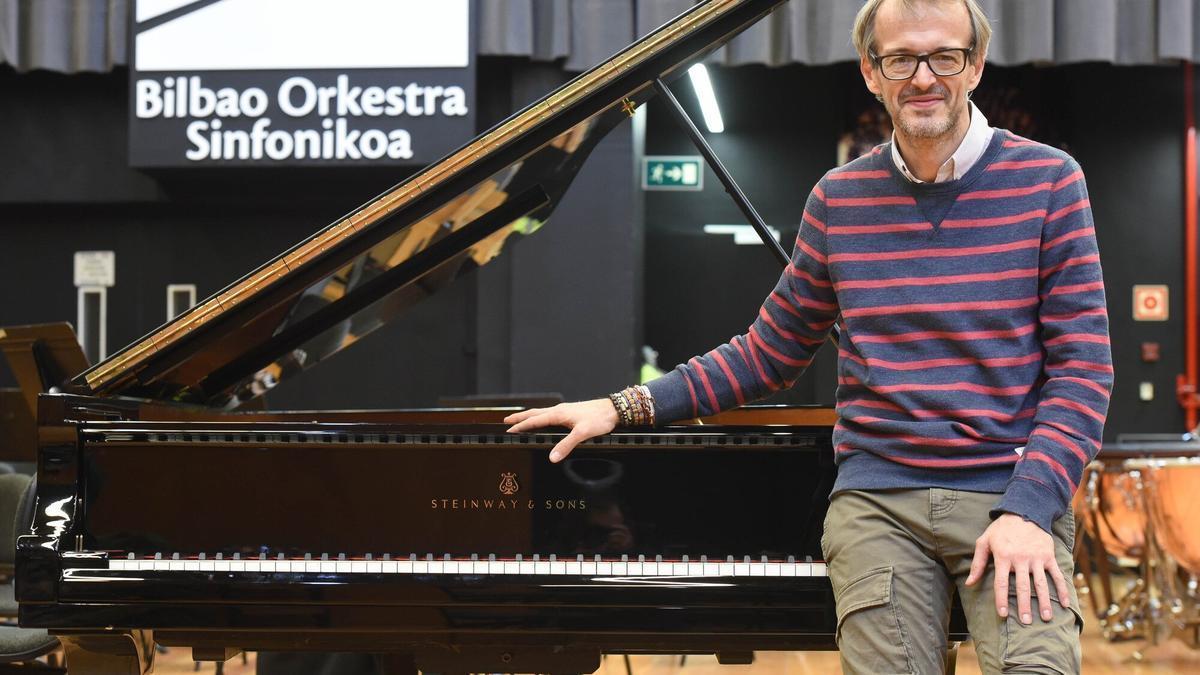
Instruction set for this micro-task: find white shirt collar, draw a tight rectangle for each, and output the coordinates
[891,101,991,184]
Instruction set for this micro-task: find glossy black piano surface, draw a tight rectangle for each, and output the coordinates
[10,1,973,672]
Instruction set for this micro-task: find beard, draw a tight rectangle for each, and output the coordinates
[886,83,964,140]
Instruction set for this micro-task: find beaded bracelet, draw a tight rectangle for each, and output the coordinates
[607,385,656,427]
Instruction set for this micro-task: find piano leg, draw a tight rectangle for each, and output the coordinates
[59,630,154,675]
[945,641,959,675]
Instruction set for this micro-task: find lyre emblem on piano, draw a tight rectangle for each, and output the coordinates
[498,472,520,496]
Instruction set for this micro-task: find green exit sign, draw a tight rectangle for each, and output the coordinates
[642,155,704,191]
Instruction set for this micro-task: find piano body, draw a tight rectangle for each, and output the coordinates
[11,1,967,672]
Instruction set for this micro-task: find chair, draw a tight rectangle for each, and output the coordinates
[0,473,63,672]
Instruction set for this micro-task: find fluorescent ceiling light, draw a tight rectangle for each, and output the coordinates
[687,63,724,133]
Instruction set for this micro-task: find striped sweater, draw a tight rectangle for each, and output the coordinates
[646,128,1112,533]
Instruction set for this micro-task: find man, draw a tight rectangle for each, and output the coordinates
[506,0,1110,672]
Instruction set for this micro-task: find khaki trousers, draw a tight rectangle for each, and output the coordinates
[821,489,1083,675]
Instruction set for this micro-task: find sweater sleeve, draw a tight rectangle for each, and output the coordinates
[991,159,1113,533]
[646,180,839,423]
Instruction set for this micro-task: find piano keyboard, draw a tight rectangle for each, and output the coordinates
[106,555,828,578]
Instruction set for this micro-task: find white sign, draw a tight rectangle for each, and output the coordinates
[1133,284,1169,321]
[703,224,781,246]
[135,0,469,71]
[130,0,474,167]
[74,251,116,288]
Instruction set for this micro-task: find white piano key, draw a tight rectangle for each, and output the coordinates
[733,563,749,576]
[351,561,366,574]
[628,562,643,575]
[303,561,319,573]
[504,561,520,575]
[110,559,127,571]
[200,560,216,572]
[488,561,504,575]
[319,561,334,573]
[688,562,702,576]
[598,562,612,575]
[237,560,253,572]
[367,561,382,574]
[550,561,566,575]
[643,562,658,576]
[719,563,734,576]
[566,561,581,575]
[782,563,796,577]
[766,563,781,576]
[704,563,719,576]
[519,561,535,575]
[672,563,688,576]
[534,562,550,575]
[261,561,275,572]
[426,561,442,574]
[386,561,402,574]
[795,563,812,577]
[335,561,350,573]
[413,561,428,574]
[472,561,488,575]
[612,562,628,575]
[750,563,765,576]
[813,562,828,576]
[581,562,597,576]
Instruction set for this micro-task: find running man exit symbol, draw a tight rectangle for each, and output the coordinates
[643,156,703,191]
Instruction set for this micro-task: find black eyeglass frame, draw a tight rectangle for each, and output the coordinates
[869,47,976,81]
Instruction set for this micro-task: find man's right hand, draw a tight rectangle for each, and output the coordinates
[503,399,619,463]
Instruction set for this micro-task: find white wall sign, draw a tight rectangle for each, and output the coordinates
[703,224,781,246]
[74,251,116,288]
[129,0,475,167]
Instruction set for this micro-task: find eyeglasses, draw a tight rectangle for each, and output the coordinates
[870,47,974,80]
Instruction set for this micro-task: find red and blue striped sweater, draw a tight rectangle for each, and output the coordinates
[646,128,1112,533]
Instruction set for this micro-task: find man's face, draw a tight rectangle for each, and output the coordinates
[860,0,984,141]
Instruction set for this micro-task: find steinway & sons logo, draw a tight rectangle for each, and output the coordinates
[499,472,519,495]
[429,472,587,511]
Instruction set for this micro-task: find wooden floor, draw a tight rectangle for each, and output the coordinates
[148,589,1200,675]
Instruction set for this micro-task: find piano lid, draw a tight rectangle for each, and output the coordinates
[75,0,785,409]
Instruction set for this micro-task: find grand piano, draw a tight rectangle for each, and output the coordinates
[10,1,967,672]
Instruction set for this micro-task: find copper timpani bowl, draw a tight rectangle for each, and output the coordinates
[1124,457,1200,575]
[1081,461,1148,560]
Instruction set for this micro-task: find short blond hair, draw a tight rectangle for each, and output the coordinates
[852,0,991,62]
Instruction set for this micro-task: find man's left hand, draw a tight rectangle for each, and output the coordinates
[965,513,1070,625]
